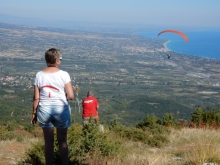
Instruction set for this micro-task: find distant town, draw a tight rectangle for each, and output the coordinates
[1,22,220,122]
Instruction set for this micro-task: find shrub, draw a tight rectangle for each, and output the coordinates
[19,123,122,164]
[136,115,161,130]
[18,140,45,165]
[147,134,169,147]
[68,123,122,163]
[110,121,149,143]
[136,115,170,135]
[110,119,169,148]
[23,124,35,133]
[162,113,178,127]
[0,131,14,140]
[16,135,23,142]
[191,108,203,126]
[191,109,220,128]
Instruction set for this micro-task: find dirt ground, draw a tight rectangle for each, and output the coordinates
[0,138,38,165]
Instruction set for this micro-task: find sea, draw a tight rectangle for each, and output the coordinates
[138,29,220,60]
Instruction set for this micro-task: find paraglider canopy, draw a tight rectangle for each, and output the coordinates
[158,30,188,42]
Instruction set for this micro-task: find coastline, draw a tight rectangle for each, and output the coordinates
[164,40,170,51]
[138,31,220,59]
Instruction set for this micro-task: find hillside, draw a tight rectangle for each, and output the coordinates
[1,22,220,125]
[1,121,220,165]
[1,89,220,165]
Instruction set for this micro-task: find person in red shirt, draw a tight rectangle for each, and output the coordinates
[82,91,99,125]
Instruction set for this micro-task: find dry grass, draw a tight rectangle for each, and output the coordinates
[1,128,220,165]
[169,128,220,165]
[103,128,220,165]
[0,138,38,165]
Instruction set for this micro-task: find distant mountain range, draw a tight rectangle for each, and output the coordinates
[0,13,162,32]
[0,13,103,30]
[0,13,52,27]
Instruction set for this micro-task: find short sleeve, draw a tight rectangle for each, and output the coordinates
[62,71,71,84]
[33,72,40,86]
[95,98,98,106]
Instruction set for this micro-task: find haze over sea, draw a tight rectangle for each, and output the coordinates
[139,29,220,59]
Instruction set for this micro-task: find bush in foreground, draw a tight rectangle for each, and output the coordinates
[19,123,122,165]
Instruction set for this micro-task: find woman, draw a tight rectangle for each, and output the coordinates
[31,48,74,165]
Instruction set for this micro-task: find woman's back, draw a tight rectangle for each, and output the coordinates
[34,70,70,105]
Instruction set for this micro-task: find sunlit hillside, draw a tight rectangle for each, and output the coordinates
[1,111,220,165]
[1,126,220,165]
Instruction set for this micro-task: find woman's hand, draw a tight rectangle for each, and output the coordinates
[31,113,37,125]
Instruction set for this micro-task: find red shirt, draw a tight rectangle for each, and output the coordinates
[82,96,98,118]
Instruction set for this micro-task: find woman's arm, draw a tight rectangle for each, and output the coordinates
[65,81,74,100]
[33,85,40,112]
[31,85,40,124]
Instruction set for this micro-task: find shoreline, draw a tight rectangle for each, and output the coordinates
[164,40,170,51]
[138,32,220,60]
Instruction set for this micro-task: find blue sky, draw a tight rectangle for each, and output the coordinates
[0,0,220,28]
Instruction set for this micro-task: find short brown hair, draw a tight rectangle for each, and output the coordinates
[45,48,62,67]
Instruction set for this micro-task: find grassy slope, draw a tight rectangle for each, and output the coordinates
[1,126,220,165]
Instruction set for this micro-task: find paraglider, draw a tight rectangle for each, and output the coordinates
[158,30,188,59]
[166,51,172,59]
[158,29,188,42]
